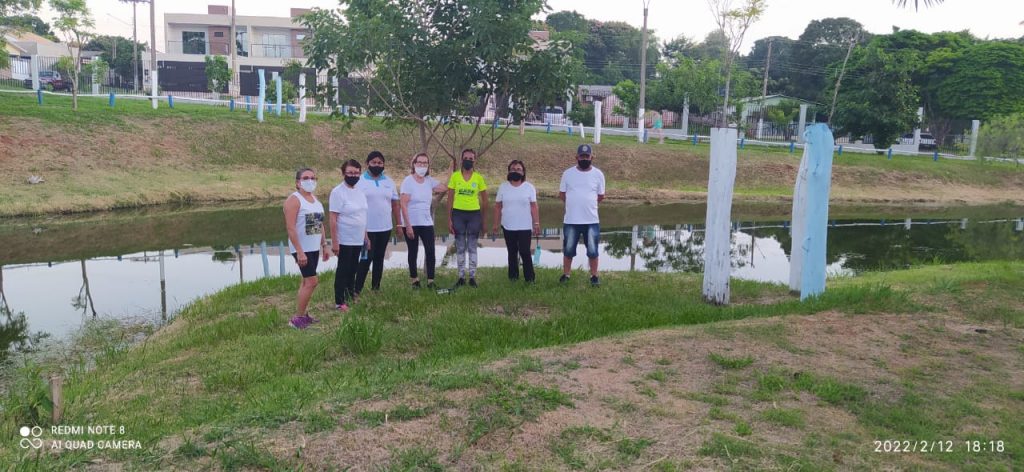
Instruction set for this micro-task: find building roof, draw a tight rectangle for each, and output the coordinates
[579,84,614,97]
[4,31,68,57]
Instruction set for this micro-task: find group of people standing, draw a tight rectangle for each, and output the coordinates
[283,145,606,329]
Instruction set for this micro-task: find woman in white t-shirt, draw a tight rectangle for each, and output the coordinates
[492,160,540,282]
[329,159,370,312]
[284,167,329,329]
[399,152,448,289]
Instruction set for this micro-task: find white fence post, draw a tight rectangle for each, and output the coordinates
[636,107,645,143]
[257,69,266,123]
[797,104,808,144]
[331,76,340,114]
[969,119,980,158]
[273,72,282,116]
[756,117,764,140]
[91,69,99,95]
[593,100,602,145]
[150,69,158,109]
[912,106,924,147]
[298,73,307,123]
[30,55,40,91]
[681,98,690,137]
[702,127,739,305]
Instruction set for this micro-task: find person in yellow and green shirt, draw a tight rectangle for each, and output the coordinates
[447,149,488,287]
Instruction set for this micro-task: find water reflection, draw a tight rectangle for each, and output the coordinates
[0,203,1021,344]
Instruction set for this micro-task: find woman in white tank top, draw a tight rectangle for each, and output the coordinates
[284,167,329,329]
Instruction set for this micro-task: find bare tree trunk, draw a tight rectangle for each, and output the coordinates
[418,121,429,153]
[721,60,733,128]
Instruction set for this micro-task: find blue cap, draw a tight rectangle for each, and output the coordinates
[577,144,592,156]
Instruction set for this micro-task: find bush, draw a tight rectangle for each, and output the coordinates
[978,113,1024,159]
[568,103,595,127]
[334,316,384,355]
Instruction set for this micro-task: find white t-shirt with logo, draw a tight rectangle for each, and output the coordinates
[496,181,537,231]
[328,184,368,246]
[356,172,400,232]
[400,175,441,227]
[559,166,605,224]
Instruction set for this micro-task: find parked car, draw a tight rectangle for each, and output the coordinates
[542,106,566,125]
[899,132,938,151]
[23,71,71,91]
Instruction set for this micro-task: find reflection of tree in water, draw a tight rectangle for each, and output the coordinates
[0,267,48,364]
[762,219,1023,272]
[604,225,748,273]
[71,260,97,317]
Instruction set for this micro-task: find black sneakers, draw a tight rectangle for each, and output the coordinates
[590,275,600,287]
[559,274,570,284]
[468,278,478,288]
[456,278,466,287]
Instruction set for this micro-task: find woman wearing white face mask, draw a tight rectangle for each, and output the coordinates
[284,167,329,329]
[399,153,448,289]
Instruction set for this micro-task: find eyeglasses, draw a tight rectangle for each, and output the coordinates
[299,176,317,181]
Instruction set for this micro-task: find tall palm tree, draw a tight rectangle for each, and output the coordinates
[893,0,945,9]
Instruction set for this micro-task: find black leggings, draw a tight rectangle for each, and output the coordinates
[356,230,391,293]
[503,228,535,282]
[405,225,436,280]
[334,245,360,305]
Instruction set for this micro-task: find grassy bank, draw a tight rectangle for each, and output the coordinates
[1,93,1023,217]
[1,262,1021,470]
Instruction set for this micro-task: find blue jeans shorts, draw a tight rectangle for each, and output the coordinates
[563,223,600,259]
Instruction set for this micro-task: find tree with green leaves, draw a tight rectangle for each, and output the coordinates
[832,45,920,150]
[204,55,230,97]
[767,99,801,141]
[51,0,95,110]
[0,0,43,69]
[977,113,1024,160]
[302,0,580,166]
[612,80,639,125]
[0,14,56,40]
[544,11,660,86]
[83,35,147,88]
[707,0,767,127]
[788,17,869,102]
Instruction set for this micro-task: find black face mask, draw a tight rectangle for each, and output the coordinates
[507,172,524,182]
[577,159,592,170]
[462,159,474,171]
[368,166,384,177]
[345,176,360,187]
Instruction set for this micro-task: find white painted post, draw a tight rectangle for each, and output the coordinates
[797,104,808,144]
[702,127,739,305]
[579,122,585,139]
[257,69,266,123]
[756,117,764,140]
[150,69,159,109]
[331,76,340,114]
[904,218,912,230]
[30,55,40,91]
[788,134,812,292]
[273,72,282,116]
[681,98,690,137]
[912,106,924,148]
[1016,218,1023,232]
[960,218,968,230]
[969,120,980,158]
[593,101,603,145]
[793,124,835,300]
[298,73,307,123]
[636,107,645,143]
[566,96,573,127]
[91,68,99,95]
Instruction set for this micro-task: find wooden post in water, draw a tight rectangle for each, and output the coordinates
[702,127,739,305]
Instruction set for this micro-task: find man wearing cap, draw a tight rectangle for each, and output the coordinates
[559,144,606,286]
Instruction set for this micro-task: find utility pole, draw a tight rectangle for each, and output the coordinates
[149,0,157,104]
[132,1,138,92]
[757,39,772,139]
[828,32,858,125]
[230,0,238,96]
[637,0,651,143]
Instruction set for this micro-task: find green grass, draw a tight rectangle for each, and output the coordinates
[1,92,1021,216]
[2,261,1023,469]
[708,352,755,369]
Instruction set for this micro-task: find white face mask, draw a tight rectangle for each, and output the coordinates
[299,179,317,193]
[414,166,428,176]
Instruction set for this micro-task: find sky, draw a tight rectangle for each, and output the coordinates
[38,0,1024,53]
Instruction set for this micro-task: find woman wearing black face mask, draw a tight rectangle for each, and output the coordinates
[329,160,369,312]
[492,160,540,282]
[446,149,488,287]
[354,151,402,295]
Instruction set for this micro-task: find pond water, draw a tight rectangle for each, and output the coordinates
[1,201,1022,348]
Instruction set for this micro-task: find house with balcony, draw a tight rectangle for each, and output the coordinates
[156,4,311,95]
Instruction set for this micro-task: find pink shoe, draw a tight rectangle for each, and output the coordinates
[288,315,311,330]
[337,303,350,313]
